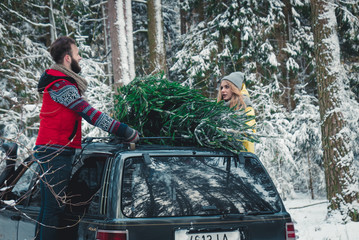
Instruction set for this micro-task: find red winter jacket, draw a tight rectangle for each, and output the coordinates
[36,69,82,149]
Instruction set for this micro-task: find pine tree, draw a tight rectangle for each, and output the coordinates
[311,0,359,222]
[114,74,257,154]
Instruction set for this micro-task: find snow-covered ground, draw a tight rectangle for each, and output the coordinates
[284,194,358,240]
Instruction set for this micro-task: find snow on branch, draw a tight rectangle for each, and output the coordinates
[0,3,55,29]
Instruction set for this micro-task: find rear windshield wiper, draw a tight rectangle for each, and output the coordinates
[200,205,245,220]
[200,205,219,214]
[246,210,276,216]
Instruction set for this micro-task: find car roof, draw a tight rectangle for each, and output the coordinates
[80,137,258,159]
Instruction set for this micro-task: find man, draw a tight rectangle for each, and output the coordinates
[34,36,139,240]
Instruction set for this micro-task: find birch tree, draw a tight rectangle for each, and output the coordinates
[108,0,135,88]
[147,0,167,74]
[311,0,359,221]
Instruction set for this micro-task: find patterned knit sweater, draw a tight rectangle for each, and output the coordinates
[48,79,125,136]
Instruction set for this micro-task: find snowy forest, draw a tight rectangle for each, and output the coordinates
[0,0,359,226]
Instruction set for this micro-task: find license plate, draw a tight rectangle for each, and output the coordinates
[175,229,241,240]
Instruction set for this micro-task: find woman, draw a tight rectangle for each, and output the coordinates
[217,72,256,153]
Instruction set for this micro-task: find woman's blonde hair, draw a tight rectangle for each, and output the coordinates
[217,80,246,110]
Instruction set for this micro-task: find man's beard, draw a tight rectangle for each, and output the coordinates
[70,56,81,74]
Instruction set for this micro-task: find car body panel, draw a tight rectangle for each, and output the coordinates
[0,140,294,240]
[62,213,291,240]
[0,207,18,240]
[17,206,38,240]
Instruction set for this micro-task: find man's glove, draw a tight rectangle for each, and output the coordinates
[124,126,140,143]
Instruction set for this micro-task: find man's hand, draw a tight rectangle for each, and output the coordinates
[124,126,140,143]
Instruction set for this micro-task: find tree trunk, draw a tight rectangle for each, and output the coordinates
[180,0,188,35]
[307,152,314,200]
[124,0,135,81]
[275,0,297,112]
[310,0,359,221]
[48,0,57,43]
[107,0,135,91]
[102,2,112,85]
[147,0,167,74]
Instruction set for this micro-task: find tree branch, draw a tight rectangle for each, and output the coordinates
[1,3,54,29]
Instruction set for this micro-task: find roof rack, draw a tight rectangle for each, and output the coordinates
[81,136,194,151]
[82,136,190,144]
[82,136,119,144]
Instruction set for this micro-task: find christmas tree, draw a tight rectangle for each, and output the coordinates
[114,74,257,153]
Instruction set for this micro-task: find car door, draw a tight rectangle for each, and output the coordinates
[62,154,109,240]
[1,152,111,240]
[18,154,110,240]
[0,206,18,240]
[17,161,41,240]
[0,160,39,240]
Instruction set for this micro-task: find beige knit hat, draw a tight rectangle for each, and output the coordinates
[221,72,245,90]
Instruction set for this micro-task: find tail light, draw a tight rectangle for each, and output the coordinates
[96,229,128,240]
[285,222,296,240]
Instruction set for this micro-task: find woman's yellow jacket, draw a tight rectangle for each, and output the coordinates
[240,85,256,154]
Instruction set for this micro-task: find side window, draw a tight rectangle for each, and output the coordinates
[65,156,107,214]
[6,155,108,211]
[10,160,41,207]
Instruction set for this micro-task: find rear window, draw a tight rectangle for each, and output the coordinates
[121,155,281,218]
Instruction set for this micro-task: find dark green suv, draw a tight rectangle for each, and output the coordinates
[0,138,296,240]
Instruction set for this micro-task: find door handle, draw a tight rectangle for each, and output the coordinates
[10,215,21,221]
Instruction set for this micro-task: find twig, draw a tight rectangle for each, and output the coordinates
[288,201,328,210]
